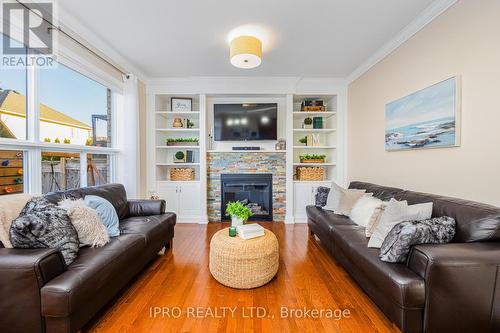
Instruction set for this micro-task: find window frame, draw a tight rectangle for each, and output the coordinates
[0,38,120,195]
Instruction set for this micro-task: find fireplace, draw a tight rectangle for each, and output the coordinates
[221,174,273,221]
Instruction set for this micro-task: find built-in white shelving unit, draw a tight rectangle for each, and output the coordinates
[150,94,207,223]
[291,94,340,222]
[147,83,345,225]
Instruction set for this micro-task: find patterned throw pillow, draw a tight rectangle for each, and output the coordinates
[10,197,79,265]
[365,204,387,237]
[315,187,330,207]
[379,216,456,263]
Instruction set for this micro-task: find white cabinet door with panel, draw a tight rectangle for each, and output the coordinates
[157,182,201,222]
[177,182,201,219]
[157,183,179,214]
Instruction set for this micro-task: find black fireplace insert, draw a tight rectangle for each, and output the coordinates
[221,174,273,221]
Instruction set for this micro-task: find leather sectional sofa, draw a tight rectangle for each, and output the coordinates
[307,181,500,333]
[0,184,176,333]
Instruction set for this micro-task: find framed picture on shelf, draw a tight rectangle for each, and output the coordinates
[171,97,192,112]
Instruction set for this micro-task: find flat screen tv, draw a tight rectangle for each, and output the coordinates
[214,103,278,141]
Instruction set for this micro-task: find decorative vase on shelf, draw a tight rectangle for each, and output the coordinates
[172,118,183,128]
[231,216,244,227]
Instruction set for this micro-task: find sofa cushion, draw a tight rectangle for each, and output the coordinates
[368,200,433,248]
[306,206,355,234]
[40,234,145,317]
[58,199,110,247]
[119,213,175,246]
[10,197,79,265]
[332,224,425,308]
[380,217,456,263]
[0,193,32,248]
[394,190,500,243]
[45,184,130,220]
[84,195,120,237]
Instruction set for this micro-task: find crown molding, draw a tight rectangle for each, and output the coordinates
[146,76,347,95]
[345,0,458,84]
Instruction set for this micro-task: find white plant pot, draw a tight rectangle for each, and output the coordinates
[231,217,244,227]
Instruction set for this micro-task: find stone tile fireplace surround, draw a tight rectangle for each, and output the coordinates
[207,152,286,222]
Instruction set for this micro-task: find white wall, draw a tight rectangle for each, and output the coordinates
[347,0,500,206]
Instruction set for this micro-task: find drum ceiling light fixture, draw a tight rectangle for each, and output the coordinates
[229,35,262,69]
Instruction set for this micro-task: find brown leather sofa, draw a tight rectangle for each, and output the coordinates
[307,181,500,333]
[0,184,176,333]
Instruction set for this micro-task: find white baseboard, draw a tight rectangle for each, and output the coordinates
[293,217,308,224]
[176,215,208,224]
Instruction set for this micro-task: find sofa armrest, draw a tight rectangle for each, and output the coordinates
[0,248,66,333]
[407,243,500,332]
[127,199,166,217]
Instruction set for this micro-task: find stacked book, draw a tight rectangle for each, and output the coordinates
[236,224,265,240]
[301,99,326,111]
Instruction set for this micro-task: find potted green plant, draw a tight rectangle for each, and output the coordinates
[299,154,326,163]
[298,136,308,146]
[43,137,51,143]
[166,138,199,146]
[63,138,71,144]
[226,201,253,226]
[54,138,61,144]
[174,151,185,163]
[303,117,313,129]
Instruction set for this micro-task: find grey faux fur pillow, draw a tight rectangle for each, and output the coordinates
[379,216,455,263]
[10,197,79,265]
[315,186,330,207]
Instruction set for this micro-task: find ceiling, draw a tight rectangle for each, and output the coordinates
[59,0,437,78]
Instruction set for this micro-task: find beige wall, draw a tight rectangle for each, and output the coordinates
[347,0,500,206]
[138,80,148,199]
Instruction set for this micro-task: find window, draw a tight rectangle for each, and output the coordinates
[0,150,24,195]
[0,34,27,140]
[87,154,111,186]
[41,151,81,194]
[39,63,112,147]
[1,32,118,196]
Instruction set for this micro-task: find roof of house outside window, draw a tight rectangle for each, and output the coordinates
[0,89,92,131]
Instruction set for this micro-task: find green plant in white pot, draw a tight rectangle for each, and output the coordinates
[226,201,253,227]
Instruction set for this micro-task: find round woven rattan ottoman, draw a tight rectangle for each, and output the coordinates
[209,228,279,289]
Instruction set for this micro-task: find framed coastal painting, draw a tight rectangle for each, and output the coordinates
[385,76,461,151]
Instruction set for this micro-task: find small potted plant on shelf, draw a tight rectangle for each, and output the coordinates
[298,136,308,146]
[299,154,326,163]
[226,201,253,227]
[303,117,313,129]
[166,138,199,146]
[174,151,185,163]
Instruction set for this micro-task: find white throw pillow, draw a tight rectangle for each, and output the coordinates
[367,199,433,248]
[59,199,110,247]
[350,196,384,228]
[323,182,366,212]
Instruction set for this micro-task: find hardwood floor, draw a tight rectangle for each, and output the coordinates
[84,222,399,333]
